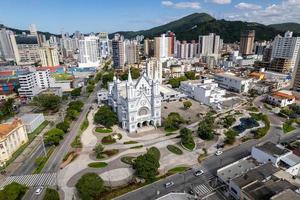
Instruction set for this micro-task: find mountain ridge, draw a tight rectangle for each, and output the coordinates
[110,13,299,43]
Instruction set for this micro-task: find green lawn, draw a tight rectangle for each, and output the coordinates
[95,127,112,133]
[88,162,108,168]
[101,135,116,145]
[166,132,177,136]
[283,122,296,133]
[123,141,138,144]
[130,145,143,149]
[167,166,189,174]
[182,140,195,151]
[120,156,136,165]
[167,145,183,155]
[165,127,178,132]
[52,73,73,81]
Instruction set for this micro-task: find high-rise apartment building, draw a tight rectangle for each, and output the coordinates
[199,33,221,56]
[125,40,139,65]
[78,35,100,67]
[144,39,154,57]
[0,29,15,61]
[146,58,162,83]
[239,30,255,56]
[98,32,110,58]
[166,31,176,57]
[39,46,59,67]
[271,31,300,71]
[15,35,40,65]
[154,34,169,59]
[112,34,125,69]
[292,56,300,91]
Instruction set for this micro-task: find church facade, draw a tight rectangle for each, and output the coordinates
[108,69,161,133]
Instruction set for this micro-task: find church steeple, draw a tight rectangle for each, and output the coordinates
[128,67,133,84]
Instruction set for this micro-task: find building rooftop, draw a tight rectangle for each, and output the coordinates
[159,85,181,95]
[20,114,43,125]
[273,91,295,100]
[215,73,247,81]
[0,119,23,137]
[271,189,300,200]
[255,142,290,157]
[232,163,280,188]
[243,178,298,200]
[156,193,195,200]
[217,156,259,182]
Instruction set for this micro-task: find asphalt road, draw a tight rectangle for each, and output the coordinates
[23,83,99,200]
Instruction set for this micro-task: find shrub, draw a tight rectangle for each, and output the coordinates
[167,145,183,155]
[75,173,104,200]
[101,135,116,145]
[88,162,108,168]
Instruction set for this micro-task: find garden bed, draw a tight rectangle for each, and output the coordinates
[95,127,113,133]
[88,162,108,168]
[167,145,183,155]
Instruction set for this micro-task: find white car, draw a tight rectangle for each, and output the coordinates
[215,150,223,156]
[164,181,174,188]
[35,186,44,195]
[194,170,204,176]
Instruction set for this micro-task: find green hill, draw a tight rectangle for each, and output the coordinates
[110,13,294,43]
[268,23,300,33]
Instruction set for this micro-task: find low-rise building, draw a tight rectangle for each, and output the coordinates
[214,73,252,93]
[20,113,45,133]
[266,90,295,107]
[252,142,300,176]
[180,78,225,106]
[159,85,186,102]
[38,87,63,97]
[97,89,108,104]
[0,119,28,166]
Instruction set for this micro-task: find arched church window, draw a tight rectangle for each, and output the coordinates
[138,107,149,116]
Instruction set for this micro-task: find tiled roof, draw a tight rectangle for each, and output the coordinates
[273,92,295,99]
[0,119,23,137]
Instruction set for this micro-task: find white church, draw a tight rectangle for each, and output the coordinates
[108,66,162,133]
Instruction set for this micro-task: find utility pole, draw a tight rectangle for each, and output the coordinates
[39,135,47,156]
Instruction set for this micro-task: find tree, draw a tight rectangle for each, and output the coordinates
[71,87,82,97]
[224,129,238,145]
[183,101,192,109]
[93,143,104,159]
[94,72,102,82]
[102,72,114,88]
[197,113,215,140]
[86,84,95,94]
[180,128,195,150]
[44,128,65,145]
[184,71,196,80]
[56,121,70,133]
[94,105,118,128]
[168,76,188,88]
[164,112,184,131]
[120,68,141,80]
[43,188,60,200]
[133,153,160,181]
[75,173,104,200]
[68,101,84,112]
[0,98,15,121]
[34,94,61,110]
[222,115,236,128]
[0,182,27,200]
[66,109,79,120]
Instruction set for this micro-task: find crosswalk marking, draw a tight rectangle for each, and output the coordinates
[193,184,213,196]
[0,173,57,188]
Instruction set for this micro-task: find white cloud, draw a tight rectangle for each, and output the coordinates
[235,2,262,10]
[161,1,201,9]
[209,0,231,5]
[226,0,300,24]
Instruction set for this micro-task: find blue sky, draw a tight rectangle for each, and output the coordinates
[0,0,299,34]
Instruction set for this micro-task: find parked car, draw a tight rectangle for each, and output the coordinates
[35,187,44,195]
[164,181,174,188]
[215,150,223,156]
[194,170,204,176]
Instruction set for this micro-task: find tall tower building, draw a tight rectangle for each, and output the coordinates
[240,30,255,56]
[154,34,169,59]
[146,58,162,83]
[0,29,15,61]
[78,35,100,67]
[98,32,110,58]
[199,33,221,56]
[271,31,300,71]
[125,40,139,65]
[39,46,59,67]
[112,34,125,70]
[29,24,38,36]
